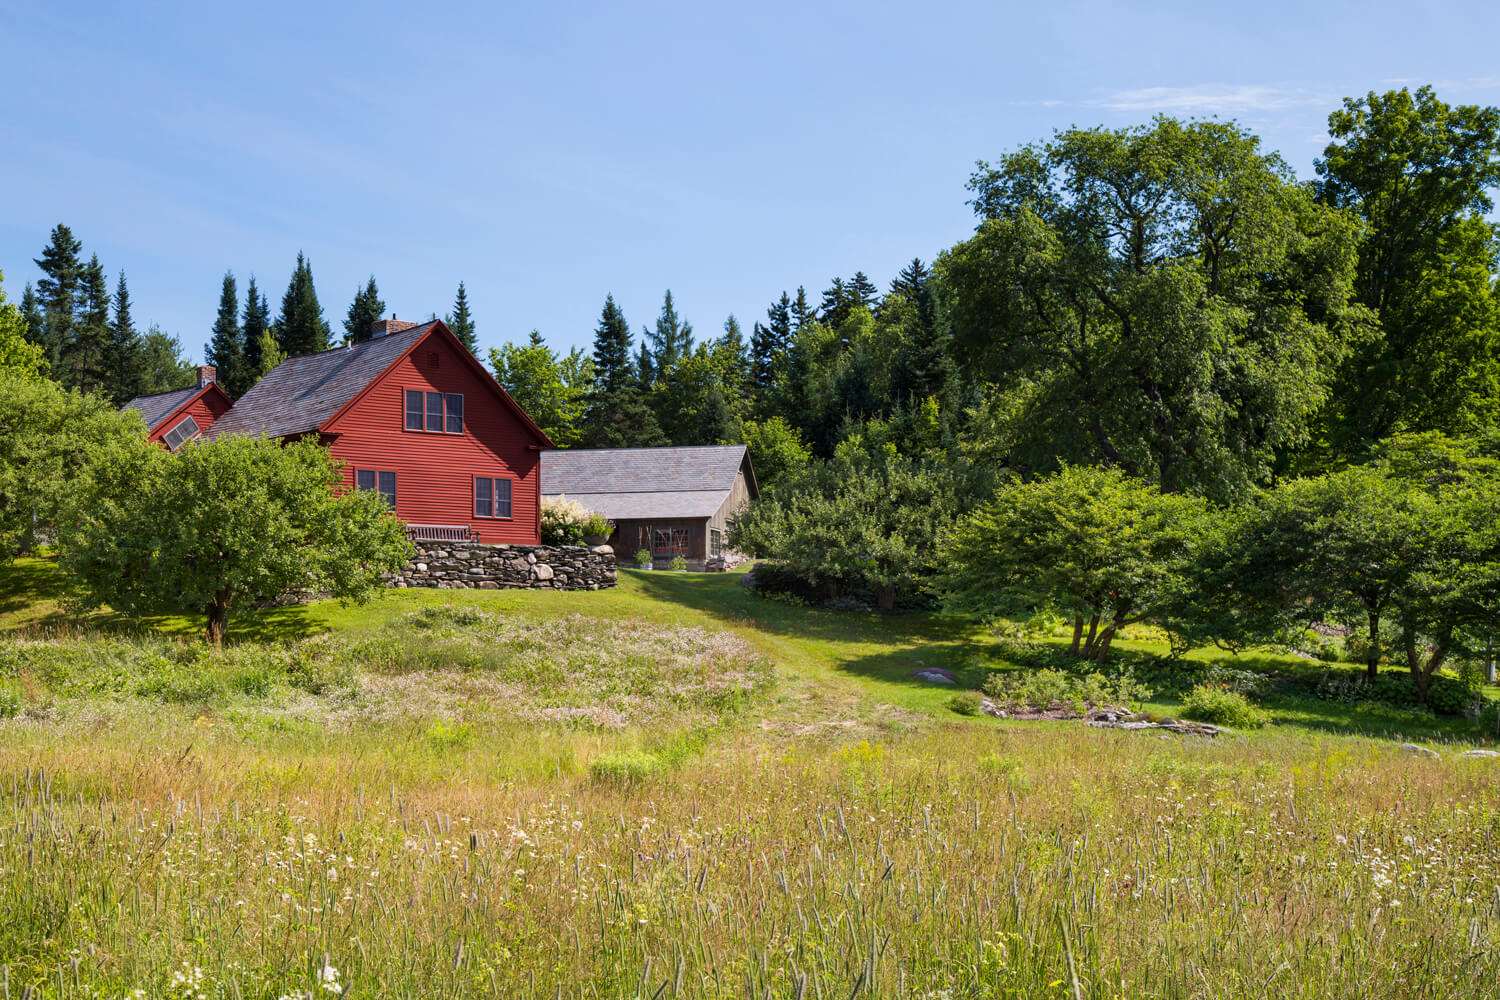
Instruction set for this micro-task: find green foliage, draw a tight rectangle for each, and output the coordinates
[738,417,811,492]
[1316,86,1500,444]
[1182,684,1268,728]
[634,548,651,567]
[59,435,412,643]
[0,269,48,382]
[206,271,246,397]
[241,277,271,379]
[0,373,149,557]
[489,331,594,447]
[589,751,662,783]
[275,251,331,356]
[583,295,666,448]
[343,275,386,346]
[446,282,476,353]
[669,555,687,572]
[946,118,1363,500]
[731,437,972,605]
[136,325,195,395]
[982,666,1152,713]
[942,466,1212,661]
[540,495,604,546]
[946,690,983,716]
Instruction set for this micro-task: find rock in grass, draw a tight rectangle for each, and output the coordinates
[1460,749,1500,759]
[911,668,956,685]
[1400,743,1441,759]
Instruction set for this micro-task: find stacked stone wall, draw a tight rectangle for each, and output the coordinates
[393,542,616,591]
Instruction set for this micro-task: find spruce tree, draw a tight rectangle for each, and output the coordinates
[717,313,752,409]
[103,271,144,405]
[636,335,655,391]
[33,224,83,370]
[274,252,331,356]
[751,292,792,391]
[446,282,477,353]
[19,283,43,350]
[791,286,815,331]
[344,275,386,345]
[849,271,879,309]
[63,254,111,393]
[889,258,930,302]
[648,289,694,373]
[582,295,666,448]
[242,277,269,378]
[206,272,246,396]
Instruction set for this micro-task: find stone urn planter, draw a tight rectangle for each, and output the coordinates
[584,533,610,546]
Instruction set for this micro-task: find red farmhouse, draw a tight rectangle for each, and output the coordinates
[122,366,233,449]
[205,318,553,544]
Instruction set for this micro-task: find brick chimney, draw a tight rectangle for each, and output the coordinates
[197,365,216,388]
[371,314,419,339]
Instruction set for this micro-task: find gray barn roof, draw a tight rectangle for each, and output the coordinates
[122,386,201,431]
[541,445,755,520]
[207,322,436,439]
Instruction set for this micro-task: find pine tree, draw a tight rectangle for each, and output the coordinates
[242,277,269,378]
[849,271,879,309]
[33,224,83,370]
[344,275,386,345]
[63,254,111,393]
[19,283,43,351]
[206,272,246,397]
[791,286,815,331]
[103,271,144,405]
[751,292,792,392]
[274,252,331,356]
[889,258,930,301]
[446,282,476,353]
[583,295,666,448]
[636,335,655,391]
[717,314,752,410]
[648,290,694,373]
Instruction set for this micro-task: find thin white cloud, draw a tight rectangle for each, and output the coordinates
[1093,85,1329,114]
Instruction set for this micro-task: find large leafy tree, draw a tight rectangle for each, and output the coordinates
[941,465,1212,661]
[206,272,246,397]
[1315,86,1500,444]
[737,416,811,493]
[344,275,386,346]
[61,435,412,644]
[137,326,195,394]
[275,252,331,356]
[446,281,476,353]
[653,345,735,446]
[0,271,47,383]
[942,117,1363,501]
[0,373,148,556]
[489,331,595,447]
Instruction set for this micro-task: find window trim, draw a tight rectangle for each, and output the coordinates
[162,415,201,451]
[473,474,514,520]
[402,386,464,434]
[653,527,690,557]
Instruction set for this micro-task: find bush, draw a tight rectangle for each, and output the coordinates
[541,495,607,546]
[982,666,1153,713]
[947,691,983,716]
[0,687,19,719]
[589,751,661,783]
[1182,684,1268,728]
[634,549,652,567]
[669,555,687,571]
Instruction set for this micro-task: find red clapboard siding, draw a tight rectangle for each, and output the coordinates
[147,386,233,447]
[322,332,542,544]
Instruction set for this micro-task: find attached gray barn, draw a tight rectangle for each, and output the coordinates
[539,445,758,570]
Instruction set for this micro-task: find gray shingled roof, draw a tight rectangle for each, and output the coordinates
[540,445,753,520]
[207,323,436,439]
[122,386,201,431]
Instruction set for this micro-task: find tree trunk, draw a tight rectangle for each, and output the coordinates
[1069,616,1084,657]
[205,597,230,647]
[1079,613,1102,659]
[1365,609,1381,683]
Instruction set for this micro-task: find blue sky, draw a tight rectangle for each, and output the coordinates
[3,1,1498,362]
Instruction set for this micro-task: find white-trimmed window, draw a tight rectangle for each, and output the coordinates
[162,415,200,451]
[474,476,513,518]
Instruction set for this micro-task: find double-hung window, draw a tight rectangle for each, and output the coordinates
[356,469,397,508]
[404,389,464,433]
[474,476,513,518]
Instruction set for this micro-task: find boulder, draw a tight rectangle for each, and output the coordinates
[912,669,956,685]
[1400,743,1441,759]
[533,564,555,581]
[1460,749,1500,759]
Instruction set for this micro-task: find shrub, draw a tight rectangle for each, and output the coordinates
[540,495,604,546]
[0,687,19,719]
[982,666,1153,713]
[947,691,983,716]
[1182,684,1268,728]
[634,549,651,567]
[669,555,687,571]
[589,751,661,783]
[580,512,613,540]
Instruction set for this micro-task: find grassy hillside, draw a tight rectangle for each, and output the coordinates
[3,557,1500,997]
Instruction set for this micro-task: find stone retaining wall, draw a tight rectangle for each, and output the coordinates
[393,542,617,591]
